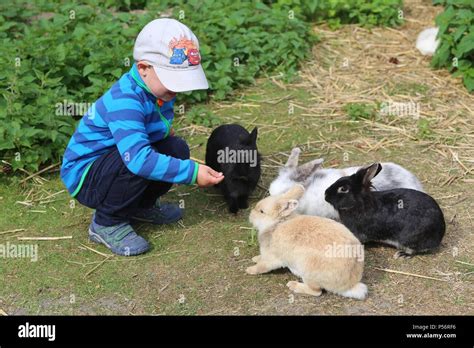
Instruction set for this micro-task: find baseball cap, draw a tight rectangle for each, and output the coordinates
[133,18,209,93]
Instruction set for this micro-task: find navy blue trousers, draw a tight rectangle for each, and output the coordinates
[75,136,190,226]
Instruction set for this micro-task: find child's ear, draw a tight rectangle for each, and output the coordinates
[136,60,151,76]
[278,199,299,217]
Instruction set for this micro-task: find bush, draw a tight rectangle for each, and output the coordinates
[269,0,404,28]
[0,2,158,171]
[432,0,474,92]
[0,0,315,171]
[156,0,318,102]
[0,0,404,172]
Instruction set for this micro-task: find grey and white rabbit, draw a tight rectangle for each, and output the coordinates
[247,184,367,300]
[269,148,424,220]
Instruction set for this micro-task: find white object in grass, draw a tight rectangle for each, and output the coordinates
[416,27,440,56]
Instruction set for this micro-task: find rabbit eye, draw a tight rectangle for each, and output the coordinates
[260,209,264,214]
[337,185,349,193]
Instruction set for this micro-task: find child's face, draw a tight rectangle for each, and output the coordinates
[137,61,177,101]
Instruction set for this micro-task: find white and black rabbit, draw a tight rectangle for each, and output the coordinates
[269,147,424,220]
[206,124,261,213]
[325,163,445,258]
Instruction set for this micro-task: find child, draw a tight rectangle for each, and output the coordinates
[60,18,224,256]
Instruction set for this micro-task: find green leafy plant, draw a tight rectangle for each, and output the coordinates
[247,227,258,247]
[0,0,407,172]
[417,118,434,139]
[0,3,156,172]
[269,0,404,28]
[0,1,316,171]
[184,106,221,128]
[344,102,378,120]
[432,0,474,92]
[158,0,318,102]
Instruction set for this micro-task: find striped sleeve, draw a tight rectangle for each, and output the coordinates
[106,97,197,184]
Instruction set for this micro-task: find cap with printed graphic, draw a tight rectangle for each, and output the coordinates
[133,18,209,93]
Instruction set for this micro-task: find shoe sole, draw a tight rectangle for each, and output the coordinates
[88,228,147,256]
[89,228,114,249]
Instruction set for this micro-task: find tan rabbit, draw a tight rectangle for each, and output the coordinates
[247,184,368,300]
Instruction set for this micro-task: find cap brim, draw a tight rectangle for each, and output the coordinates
[153,65,209,93]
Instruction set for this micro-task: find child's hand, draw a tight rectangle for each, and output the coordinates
[197,164,224,187]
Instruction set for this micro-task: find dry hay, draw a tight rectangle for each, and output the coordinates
[266,0,473,188]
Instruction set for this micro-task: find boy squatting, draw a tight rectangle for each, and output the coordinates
[61,19,224,256]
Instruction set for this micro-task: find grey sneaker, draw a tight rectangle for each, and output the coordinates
[88,215,150,256]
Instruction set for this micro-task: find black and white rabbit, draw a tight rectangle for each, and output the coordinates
[325,163,445,258]
[269,147,424,220]
[205,124,261,213]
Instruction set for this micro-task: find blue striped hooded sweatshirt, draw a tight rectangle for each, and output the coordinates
[60,63,198,197]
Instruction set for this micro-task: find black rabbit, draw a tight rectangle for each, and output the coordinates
[205,124,261,213]
[324,163,445,258]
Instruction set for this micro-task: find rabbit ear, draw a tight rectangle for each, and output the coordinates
[357,163,382,189]
[291,158,324,182]
[285,147,301,168]
[248,127,258,145]
[281,184,305,200]
[298,158,324,173]
[278,199,299,217]
[239,127,258,145]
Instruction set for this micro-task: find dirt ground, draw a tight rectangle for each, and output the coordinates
[0,0,472,315]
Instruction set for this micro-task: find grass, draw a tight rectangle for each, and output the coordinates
[1,0,473,315]
[386,82,430,97]
[344,102,379,121]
